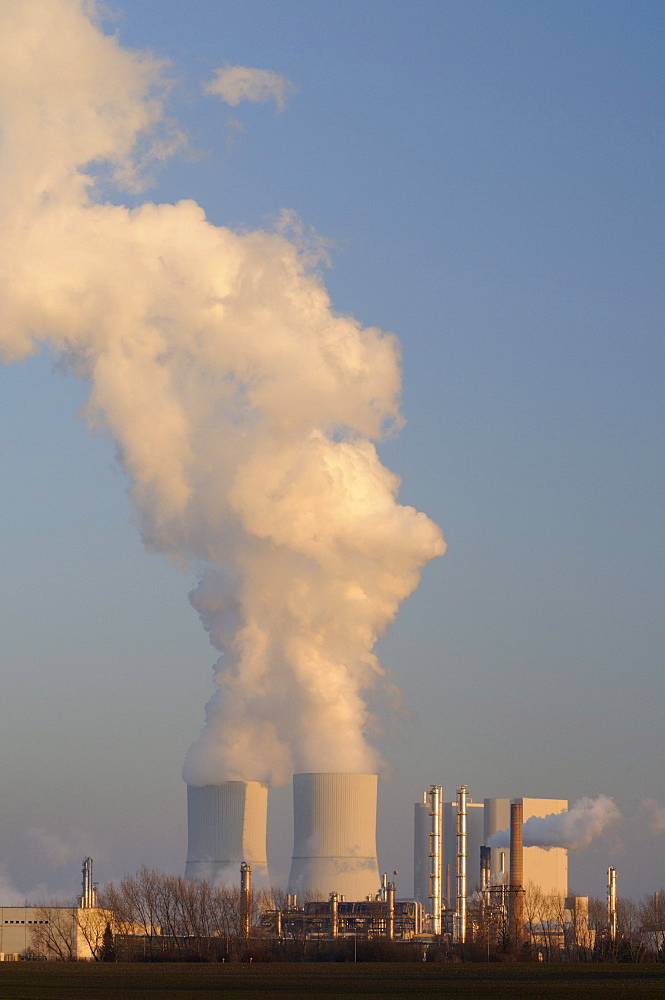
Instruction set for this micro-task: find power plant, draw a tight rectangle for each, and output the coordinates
[0,782,627,960]
[180,771,607,945]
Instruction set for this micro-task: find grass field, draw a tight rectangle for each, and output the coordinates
[0,962,664,1000]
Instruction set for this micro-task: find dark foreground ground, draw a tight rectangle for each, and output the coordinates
[0,963,664,1000]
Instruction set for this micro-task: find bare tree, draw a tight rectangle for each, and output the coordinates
[98,869,261,960]
[31,903,78,961]
[75,906,114,961]
[639,889,665,960]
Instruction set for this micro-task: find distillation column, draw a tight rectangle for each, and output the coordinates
[607,866,618,942]
[428,784,442,935]
[453,784,467,943]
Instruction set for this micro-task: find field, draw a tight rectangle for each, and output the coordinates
[0,962,664,1000]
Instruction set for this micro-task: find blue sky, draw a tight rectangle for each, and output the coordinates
[0,0,663,902]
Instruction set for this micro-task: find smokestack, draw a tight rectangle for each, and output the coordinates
[287,773,380,900]
[185,781,270,890]
[509,801,524,947]
[607,866,617,942]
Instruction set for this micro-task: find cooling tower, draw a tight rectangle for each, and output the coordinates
[288,773,380,900]
[185,780,270,891]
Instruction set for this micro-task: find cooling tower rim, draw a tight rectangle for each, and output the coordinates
[186,779,268,788]
[293,771,378,778]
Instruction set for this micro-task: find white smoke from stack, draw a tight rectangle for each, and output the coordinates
[488,796,621,851]
[0,1,444,787]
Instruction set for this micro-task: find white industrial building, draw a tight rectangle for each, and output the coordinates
[413,793,432,909]
[484,796,569,896]
[443,797,485,901]
[0,906,108,961]
[414,789,570,930]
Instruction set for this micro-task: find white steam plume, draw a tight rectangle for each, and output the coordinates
[488,796,621,851]
[0,1,444,787]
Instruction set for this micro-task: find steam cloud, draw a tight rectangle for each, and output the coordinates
[641,799,665,836]
[0,2,444,787]
[489,796,621,851]
[205,65,295,111]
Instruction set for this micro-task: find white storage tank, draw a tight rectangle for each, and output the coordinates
[185,780,270,891]
[288,772,380,901]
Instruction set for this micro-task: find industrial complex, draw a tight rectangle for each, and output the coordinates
[1,774,630,960]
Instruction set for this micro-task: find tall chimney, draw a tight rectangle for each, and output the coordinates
[240,862,252,941]
[607,866,617,942]
[428,784,442,934]
[185,781,270,890]
[453,784,467,944]
[509,801,524,947]
[288,773,380,900]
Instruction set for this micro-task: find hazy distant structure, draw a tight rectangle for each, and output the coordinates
[185,781,270,890]
[287,773,380,900]
[484,797,511,885]
[413,792,432,908]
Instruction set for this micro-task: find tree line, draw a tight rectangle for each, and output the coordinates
[27,869,665,962]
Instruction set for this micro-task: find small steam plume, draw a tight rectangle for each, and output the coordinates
[0,2,444,787]
[489,796,621,851]
[641,799,665,836]
[204,65,295,112]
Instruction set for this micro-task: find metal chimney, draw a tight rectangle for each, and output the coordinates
[287,773,380,900]
[387,880,395,940]
[607,866,617,942]
[428,784,442,934]
[453,785,468,944]
[509,801,524,947]
[79,857,97,909]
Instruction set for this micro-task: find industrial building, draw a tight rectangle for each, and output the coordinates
[484,797,569,897]
[413,789,570,936]
[0,859,108,961]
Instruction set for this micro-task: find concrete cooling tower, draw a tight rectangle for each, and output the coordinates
[287,772,380,901]
[185,780,270,891]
